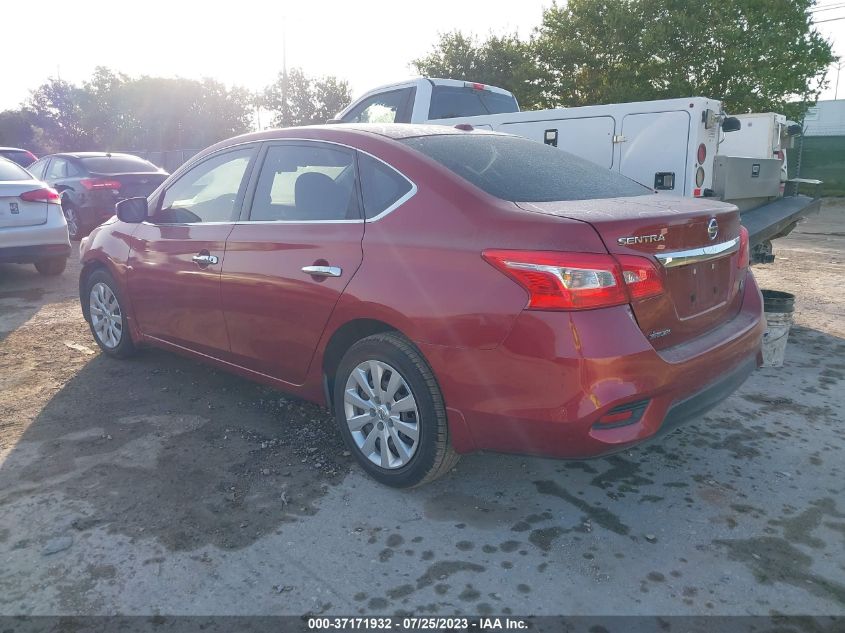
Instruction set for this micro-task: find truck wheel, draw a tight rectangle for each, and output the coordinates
[333,332,459,488]
[34,257,67,276]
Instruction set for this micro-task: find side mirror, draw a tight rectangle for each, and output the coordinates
[722,117,741,133]
[787,124,803,136]
[116,197,148,223]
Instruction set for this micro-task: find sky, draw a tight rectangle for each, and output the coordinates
[1,0,843,113]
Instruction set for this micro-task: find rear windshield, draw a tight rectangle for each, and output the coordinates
[0,149,35,167]
[0,159,32,181]
[400,134,651,202]
[80,155,159,173]
[428,86,519,120]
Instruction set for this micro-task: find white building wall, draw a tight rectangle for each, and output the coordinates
[803,100,845,136]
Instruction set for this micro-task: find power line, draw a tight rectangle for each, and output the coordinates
[811,3,845,11]
[815,15,845,22]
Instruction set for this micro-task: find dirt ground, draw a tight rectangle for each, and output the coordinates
[0,200,843,618]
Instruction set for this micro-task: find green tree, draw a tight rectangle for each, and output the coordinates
[412,31,542,107]
[0,110,37,148]
[263,68,353,127]
[533,0,836,117]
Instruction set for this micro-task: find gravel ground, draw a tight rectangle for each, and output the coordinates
[0,200,843,618]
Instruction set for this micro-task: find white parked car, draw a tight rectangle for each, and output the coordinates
[0,157,71,275]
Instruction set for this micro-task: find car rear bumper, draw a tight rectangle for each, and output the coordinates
[420,272,765,457]
[0,242,72,264]
[0,207,71,263]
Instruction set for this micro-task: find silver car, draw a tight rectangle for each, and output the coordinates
[0,157,71,275]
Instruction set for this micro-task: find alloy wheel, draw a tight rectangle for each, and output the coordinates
[89,282,123,349]
[344,360,420,469]
[64,206,79,238]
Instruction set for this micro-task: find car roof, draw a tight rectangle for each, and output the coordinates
[224,123,502,144]
[40,152,145,160]
[0,147,30,152]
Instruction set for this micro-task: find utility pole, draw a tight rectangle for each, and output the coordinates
[835,61,842,100]
[281,15,289,127]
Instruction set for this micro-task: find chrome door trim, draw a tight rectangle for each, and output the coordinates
[654,236,740,268]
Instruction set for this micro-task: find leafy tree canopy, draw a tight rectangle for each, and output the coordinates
[263,68,353,127]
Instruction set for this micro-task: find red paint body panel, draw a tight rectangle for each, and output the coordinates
[79,125,765,462]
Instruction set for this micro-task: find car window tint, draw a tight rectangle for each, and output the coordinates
[0,150,35,167]
[46,158,67,179]
[66,161,83,177]
[27,159,47,179]
[341,89,410,124]
[400,134,651,202]
[358,153,413,219]
[0,159,31,180]
[80,155,158,173]
[154,149,253,224]
[249,144,359,221]
[428,86,520,120]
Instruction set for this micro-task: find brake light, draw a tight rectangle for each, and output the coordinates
[737,226,749,269]
[697,143,707,164]
[775,150,784,161]
[20,188,60,204]
[25,151,38,163]
[482,250,665,310]
[80,178,122,190]
[464,81,487,91]
[617,255,664,300]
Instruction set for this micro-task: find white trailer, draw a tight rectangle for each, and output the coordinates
[333,77,821,262]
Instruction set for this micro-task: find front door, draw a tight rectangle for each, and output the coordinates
[221,141,365,385]
[126,146,257,357]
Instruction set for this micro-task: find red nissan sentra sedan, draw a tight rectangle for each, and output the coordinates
[78,124,764,487]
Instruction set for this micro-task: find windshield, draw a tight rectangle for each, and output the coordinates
[400,133,651,202]
[428,86,519,120]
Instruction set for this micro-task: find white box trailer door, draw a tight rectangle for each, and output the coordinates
[498,116,616,169]
[620,111,691,195]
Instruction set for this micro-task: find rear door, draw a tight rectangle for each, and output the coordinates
[620,111,690,194]
[221,141,365,385]
[127,146,257,356]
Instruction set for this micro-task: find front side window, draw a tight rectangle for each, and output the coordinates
[341,89,413,124]
[248,144,359,221]
[153,148,253,224]
[357,153,413,219]
[46,158,67,180]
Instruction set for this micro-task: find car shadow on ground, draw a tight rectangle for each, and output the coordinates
[0,263,71,343]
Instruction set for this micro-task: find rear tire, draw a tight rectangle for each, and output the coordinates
[333,332,459,488]
[63,202,84,240]
[84,269,136,358]
[34,257,67,276]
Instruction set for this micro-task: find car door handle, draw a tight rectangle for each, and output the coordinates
[192,254,219,266]
[301,265,342,278]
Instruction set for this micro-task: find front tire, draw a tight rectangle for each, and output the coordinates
[34,257,67,276]
[333,332,459,488]
[84,269,136,358]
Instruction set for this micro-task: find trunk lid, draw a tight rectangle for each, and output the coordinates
[0,181,49,228]
[518,195,745,349]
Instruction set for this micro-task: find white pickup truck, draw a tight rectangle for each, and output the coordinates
[332,77,821,263]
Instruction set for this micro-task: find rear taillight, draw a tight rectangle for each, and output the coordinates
[482,250,665,311]
[775,150,785,161]
[737,226,749,269]
[80,178,122,191]
[20,188,60,204]
[617,255,665,300]
[25,151,38,163]
[697,143,707,164]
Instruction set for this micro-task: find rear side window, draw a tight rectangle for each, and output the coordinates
[0,159,31,180]
[46,158,67,179]
[358,153,413,219]
[80,155,158,173]
[428,86,519,120]
[400,134,651,202]
[249,144,359,221]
